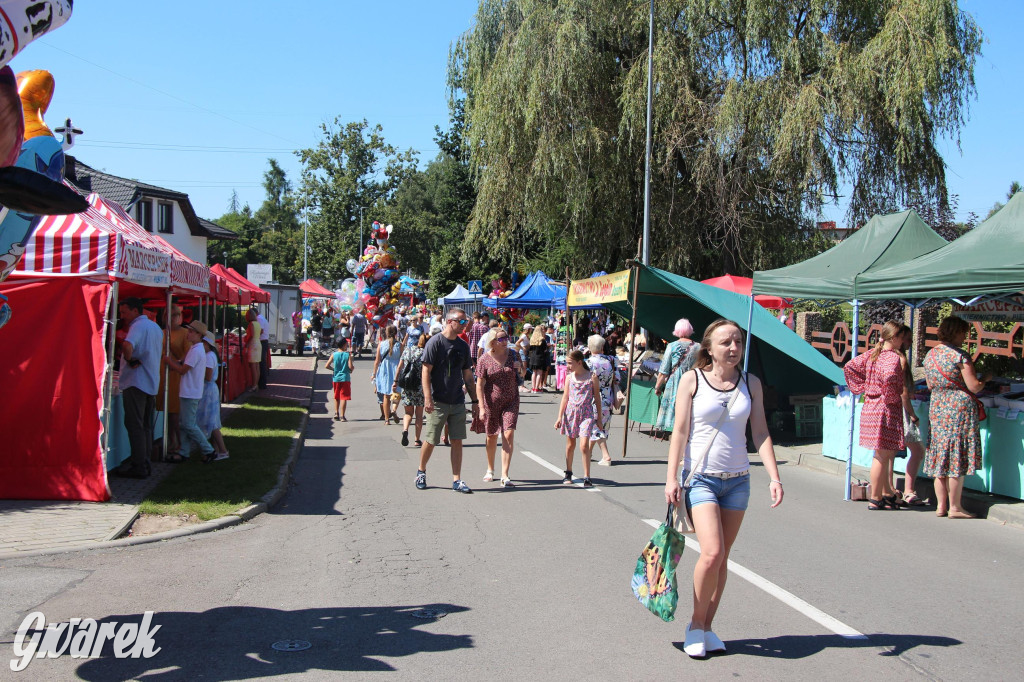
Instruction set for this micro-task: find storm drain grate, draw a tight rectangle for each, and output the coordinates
[410,609,448,620]
[272,639,312,652]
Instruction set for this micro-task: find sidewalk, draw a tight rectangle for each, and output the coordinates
[769,441,1024,528]
[0,355,317,559]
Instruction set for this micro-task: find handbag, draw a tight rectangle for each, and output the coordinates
[935,362,987,421]
[675,376,744,534]
[631,503,686,622]
[398,352,421,391]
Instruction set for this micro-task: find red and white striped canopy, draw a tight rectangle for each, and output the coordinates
[16,190,210,294]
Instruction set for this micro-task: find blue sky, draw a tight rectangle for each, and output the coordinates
[9,0,1020,224]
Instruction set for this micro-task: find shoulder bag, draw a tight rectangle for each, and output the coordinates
[935,357,987,422]
[672,375,744,534]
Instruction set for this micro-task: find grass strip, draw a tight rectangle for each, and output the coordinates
[138,398,305,521]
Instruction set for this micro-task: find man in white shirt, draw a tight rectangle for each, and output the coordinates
[163,321,217,462]
[256,309,270,389]
[115,297,162,478]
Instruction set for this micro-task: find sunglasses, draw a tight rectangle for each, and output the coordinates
[451,318,468,326]
[494,337,509,343]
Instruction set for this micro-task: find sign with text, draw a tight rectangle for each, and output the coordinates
[568,270,630,308]
[247,263,273,286]
[953,295,1024,322]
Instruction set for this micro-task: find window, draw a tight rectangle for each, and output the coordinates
[157,203,173,234]
[136,200,153,231]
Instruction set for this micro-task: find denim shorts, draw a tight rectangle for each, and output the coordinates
[681,470,751,512]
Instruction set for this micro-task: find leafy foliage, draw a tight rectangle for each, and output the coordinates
[451,0,982,279]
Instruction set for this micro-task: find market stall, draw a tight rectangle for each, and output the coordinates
[570,265,845,456]
[482,270,566,310]
[0,192,208,501]
[752,209,948,498]
[439,283,485,315]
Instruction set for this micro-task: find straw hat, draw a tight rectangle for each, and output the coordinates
[185,320,215,345]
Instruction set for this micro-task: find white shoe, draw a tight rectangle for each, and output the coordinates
[597,458,612,466]
[704,629,726,653]
[483,471,494,482]
[683,624,706,658]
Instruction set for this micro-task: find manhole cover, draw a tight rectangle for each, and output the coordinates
[410,609,447,620]
[272,640,312,652]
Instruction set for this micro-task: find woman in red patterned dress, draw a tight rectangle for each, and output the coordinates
[844,321,910,510]
[476,328,524,487]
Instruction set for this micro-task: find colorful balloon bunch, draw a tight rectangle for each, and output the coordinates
[488,277,523,323]
[346,221,403,328]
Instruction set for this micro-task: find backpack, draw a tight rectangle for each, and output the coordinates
[398,351,422,390]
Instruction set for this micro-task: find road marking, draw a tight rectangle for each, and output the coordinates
[640,521,866,640]
[521,450,602,491]
[527,444,864,638]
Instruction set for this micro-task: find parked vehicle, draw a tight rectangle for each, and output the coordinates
[261,283,302,355]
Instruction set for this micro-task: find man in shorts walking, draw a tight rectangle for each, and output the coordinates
[416,308,479,493]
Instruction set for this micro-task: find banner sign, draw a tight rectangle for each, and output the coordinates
[247,263,273,286]
[116,241,170,288]
[953,296,1024,322]
[568,270,630,307]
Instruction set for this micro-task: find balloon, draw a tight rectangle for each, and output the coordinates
[346,258,358,274]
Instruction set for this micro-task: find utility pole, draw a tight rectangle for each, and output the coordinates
[303,204,309,281]
[642,0,654,266]
[359,206,366,257]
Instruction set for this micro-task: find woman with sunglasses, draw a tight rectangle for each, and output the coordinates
[475,328,524,487]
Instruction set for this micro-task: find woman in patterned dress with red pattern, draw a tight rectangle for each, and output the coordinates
[843,321,910,510]
[476,328,524,487]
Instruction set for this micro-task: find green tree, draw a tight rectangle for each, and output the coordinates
[451,0,982,279]
[985,181,1022,219]
[295,119,419,284]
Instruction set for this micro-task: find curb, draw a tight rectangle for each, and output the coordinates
[776,447,1024,530]
[0,357,318,562]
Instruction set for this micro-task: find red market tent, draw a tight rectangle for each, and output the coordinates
[2,192,214,502]
[299,278,336,299]
[701,274,792,310]
[229,267,270,303]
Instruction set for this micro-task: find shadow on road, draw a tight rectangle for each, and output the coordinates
[672,632,961,659]
[72,603,473,680]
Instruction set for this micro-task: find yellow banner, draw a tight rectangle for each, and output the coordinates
[568,270,630,307]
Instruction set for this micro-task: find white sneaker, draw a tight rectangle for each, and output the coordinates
[483,470,494,482]
[597,459,612,466]
[704,630,726,653]
[683,624,706,658]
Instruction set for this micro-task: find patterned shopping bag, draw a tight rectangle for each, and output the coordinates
[631,504,686,622]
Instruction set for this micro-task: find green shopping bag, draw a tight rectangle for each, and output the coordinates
[631,504,686,622]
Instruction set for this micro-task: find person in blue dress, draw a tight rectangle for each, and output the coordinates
[372,324,402,424]
[653,318,699,433]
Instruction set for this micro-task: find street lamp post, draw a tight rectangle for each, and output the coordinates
[359,206,366,257]
[303,204,309,281]
[642,0,654,266]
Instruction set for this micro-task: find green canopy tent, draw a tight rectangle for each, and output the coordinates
[596,264,844,458]
[751,209,947,498]
[855,192,1024,301]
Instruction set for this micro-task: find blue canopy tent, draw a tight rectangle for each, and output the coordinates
[482,270,567,310]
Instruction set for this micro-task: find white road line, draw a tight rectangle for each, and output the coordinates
[641,521,866,640]
[521,450,602,491]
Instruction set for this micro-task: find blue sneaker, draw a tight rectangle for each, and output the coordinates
[452,479,473,494]
[415,470,427,490]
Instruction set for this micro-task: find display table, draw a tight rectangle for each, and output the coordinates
[628,378,661,427]
[106,393,164,471]
[822,396,1024,499]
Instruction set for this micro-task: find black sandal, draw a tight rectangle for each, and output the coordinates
[867,498,887,510]
[163,453,185,464]
[883,494,901,509]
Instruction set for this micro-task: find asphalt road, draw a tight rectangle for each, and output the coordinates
[3,352,1023,681]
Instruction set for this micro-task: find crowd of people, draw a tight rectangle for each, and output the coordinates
[114,299,234,479]
[844,315,989,518]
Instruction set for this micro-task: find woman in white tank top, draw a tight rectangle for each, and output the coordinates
[664,319,785,658]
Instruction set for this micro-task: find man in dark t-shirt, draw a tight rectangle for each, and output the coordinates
[416,307,479,493]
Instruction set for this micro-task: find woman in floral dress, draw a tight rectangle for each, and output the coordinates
[476,329,523,487]
[844,321,909,510]
[394,332,428,448]
[654,318,698,433]
[554,350,603,487]
[924,316,990,519]
[587,334,618,466]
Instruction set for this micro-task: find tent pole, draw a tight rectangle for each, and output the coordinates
[743,294,755,374]
[220,301,227,402]
[846,298,860,501]
[162,291,172,461]
[101,281,120,483]
[621,263,641,459]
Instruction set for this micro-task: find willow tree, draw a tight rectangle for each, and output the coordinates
[451,0,982,278]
